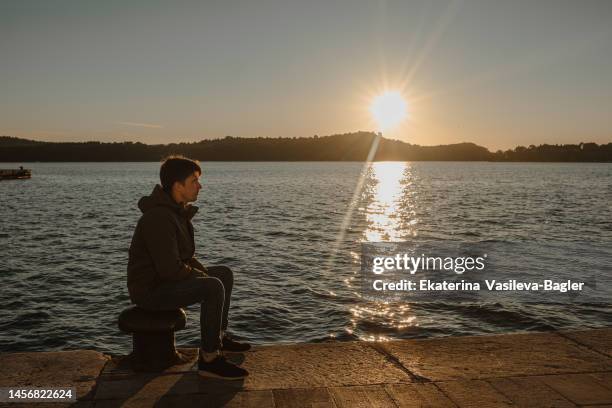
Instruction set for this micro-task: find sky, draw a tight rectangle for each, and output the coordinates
[1,0,611,151]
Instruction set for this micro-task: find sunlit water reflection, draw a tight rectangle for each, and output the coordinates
[347,162,420,341]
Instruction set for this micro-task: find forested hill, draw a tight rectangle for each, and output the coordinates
[0,133,610,162]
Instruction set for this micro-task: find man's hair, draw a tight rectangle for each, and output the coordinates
[160,155,201,193]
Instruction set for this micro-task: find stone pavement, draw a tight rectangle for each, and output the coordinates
[0,328,610,407]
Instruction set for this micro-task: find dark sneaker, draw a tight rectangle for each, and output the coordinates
[221,334,251,353]
[198,355,249,380]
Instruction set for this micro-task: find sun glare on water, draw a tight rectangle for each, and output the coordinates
[370,91,408,131]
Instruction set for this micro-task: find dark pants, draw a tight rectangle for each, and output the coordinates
[138,265,233,352]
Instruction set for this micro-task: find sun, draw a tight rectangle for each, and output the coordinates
[370,91,408,132]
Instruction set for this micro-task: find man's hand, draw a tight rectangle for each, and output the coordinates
[191,267,209,278]
[189,257,209,277]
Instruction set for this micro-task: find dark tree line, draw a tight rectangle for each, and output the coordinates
[0,133,610,162]
[491,142,612,162]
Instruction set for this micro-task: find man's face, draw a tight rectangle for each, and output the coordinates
[176,171,202,203]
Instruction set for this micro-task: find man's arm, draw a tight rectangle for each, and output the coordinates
[142,215,193,281]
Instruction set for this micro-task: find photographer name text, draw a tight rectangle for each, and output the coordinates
[372,279,585,293]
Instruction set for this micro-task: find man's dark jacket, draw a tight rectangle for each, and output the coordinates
[127,184,205,304]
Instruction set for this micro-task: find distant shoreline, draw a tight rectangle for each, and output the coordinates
[2,132,611,162]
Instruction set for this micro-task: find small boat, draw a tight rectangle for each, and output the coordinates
[0,167,32,180]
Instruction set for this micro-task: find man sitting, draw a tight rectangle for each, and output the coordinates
[127,155,250,379]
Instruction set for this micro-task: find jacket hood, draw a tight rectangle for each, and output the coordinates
[137,184,198,220]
